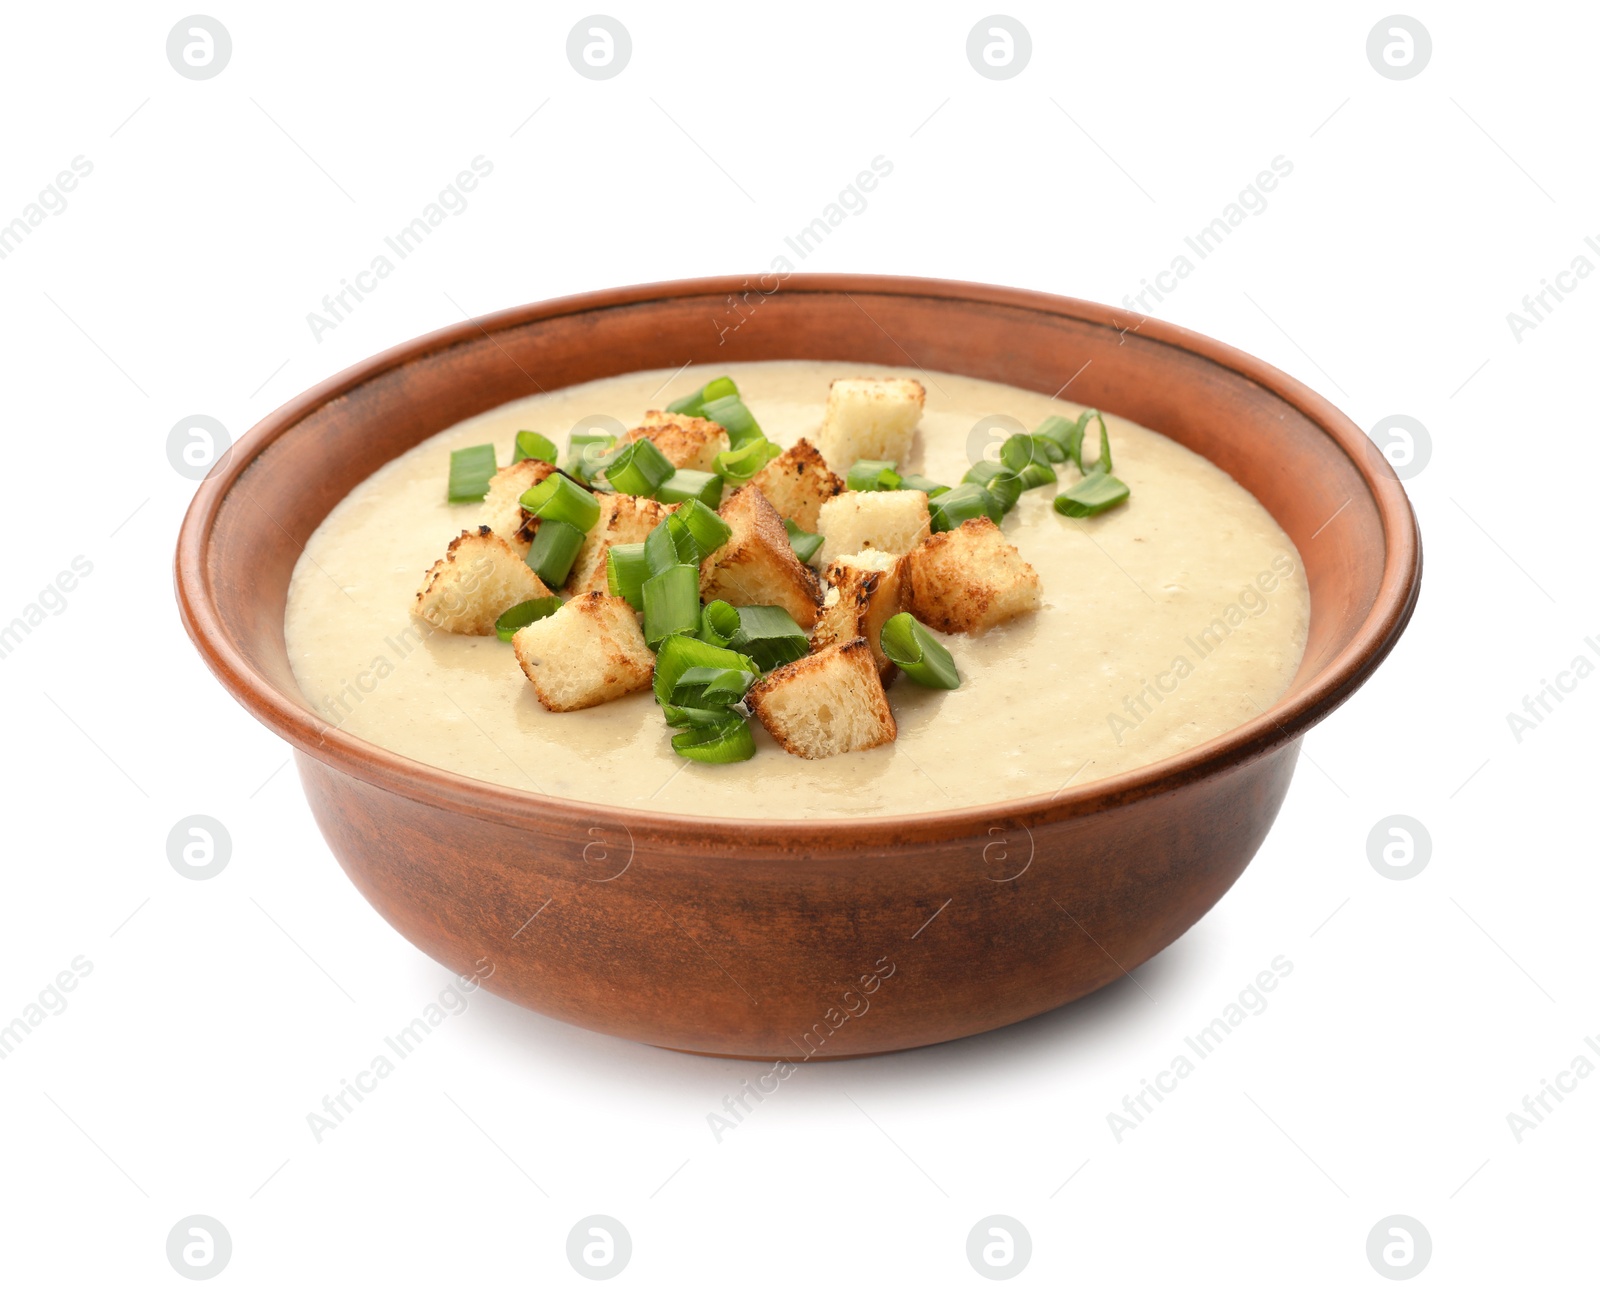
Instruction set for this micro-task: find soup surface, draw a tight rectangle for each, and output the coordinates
[284,361,1309,819]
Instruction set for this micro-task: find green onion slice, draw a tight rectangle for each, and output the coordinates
[597,437,675,497]
[714,436,782,483]
[605,543,650,610]
[847,459,902,492]
[699,599,740,647]
[673,499,733,559]
[1016,461,1057,491]
[929,481,1000,532]
[783,518,824,565]
[565,432,616,483]
[656,469,724,509]
[897,473,950,498]
[511,430,558,465]
[670,665,757,710]
[525,518,586,587]
[880,612,961,689]
[644,517,685,576]
[963,461,1024,513]
[1084,412,1113,473]
[1054,469,1130,518]
[641,564,702,648]
[670,716,756,763]
[724,604,810,672]
[701,393,763,448]
[653,633,761,720]
[520,473,601,532]
[447,444,497,503]
[1029,432,1066,464]
[494,596,562,642]
[666,375,739,419]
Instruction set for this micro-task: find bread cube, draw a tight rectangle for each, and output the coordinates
[622,410,730,473]
[479,459,556,552]
[811,552,906,680]
[511,592,654,712]
[815,489,930,567]
[816,377,925,472]
[747,640,896,759]
[750,437,843,532]
[415,527,553,636]
[565,493,673,595]
[699,486,823,629]
[904,517,1042,635]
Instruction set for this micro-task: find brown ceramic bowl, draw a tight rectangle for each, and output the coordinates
[176,275,1420,1059]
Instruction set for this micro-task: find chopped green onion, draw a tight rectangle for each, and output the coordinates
[494,596,562,642]
[963,461,1024,513]
[724,604,810,672]
[701,393,763,448]
[520,473,601,532]
[511,430,558,465]
[929,482,1000,532]
[1016,461,1058,491]
[641,564,701,648]
[699,600,740,647]
[1033,415,1079,461]
[1029,432,1066,464]
[671,665,757,708]
[656,469,724,509]
[1084,412,1113,473]
[880,612,961,689]
[783,518,824,564]
[673,499,733,559]
[671,716,756,763]
[447,444,497,503]
[525,519,586,587]
[847,459,903,492]
[605,543,649,610]
[598,437,675,497]
[666,375,739,419]
[714,436,782,483]
[653,633,761,720]
[565,432,616,483]
[644,517,686,576]
[1054,469,1130,518]
[898,473,950,498]
[999,434,1041,474]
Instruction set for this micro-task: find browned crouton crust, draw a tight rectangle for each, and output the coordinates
[750,437,844,532]
[903,517,1042,635]
[565,493,674,595]
[622,410,730,473]
[746,639,896,759]
[700,486,824,629]
[415,527,553,636]
[811,554,906,681]
[511,592,654,712]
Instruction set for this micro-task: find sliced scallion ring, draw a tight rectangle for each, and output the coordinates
[929,481,997,532]
[897,473,950,499]
[494,596,562,642]
[524,518,586,587]
[447,444,497,502]
[699,599,740,647]
[701,393,763,448]
[511,430,558,465]
[565,432,616,483]
[653,633,761,710]
[783,518,824,564]
[656,469,724,509]
[605,542,650,610]
[597,437,676,497]
[672,499,733,559]
[520,472,601,532]
[641,563,702,648]
[714,436,782,483]
[666,375,739,419]
[725,604,809,671]
[846,459,902,492]
[1054,469,1130,518]
[963,461,1023,513]
[880,612,960,689]
[670,716,756,763]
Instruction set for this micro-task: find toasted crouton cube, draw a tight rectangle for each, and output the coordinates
[622,410,730,473]
[565,493,674,595]
[904,517,1042,635]
[811,552,906,680]
[750,437,844,532]
[511,592,654,712]
[480,459,557,552]
[815,489,930,567]
[415,527,553,636]
[816,377,925,471]
[700,486,823,629]
[747,640,896,759]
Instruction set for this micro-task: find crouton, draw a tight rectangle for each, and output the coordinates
[699,486,824,629]
[811,552,906,680]
[815,489,931,567]
[750,437,844,532]
[415,527,553,636]
[904,516,1042,635]
[564,493,674,595]
[747,640,897,759]
[511,592,654,712]
[816,377,925,471]
[622,410,730,473]
[479,459,557,551]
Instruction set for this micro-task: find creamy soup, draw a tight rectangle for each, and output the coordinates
[284,361,1309,819]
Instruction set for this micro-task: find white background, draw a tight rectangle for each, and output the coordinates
[1,1,1595,1290]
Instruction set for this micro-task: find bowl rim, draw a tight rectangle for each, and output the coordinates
[175,274,1421,848]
